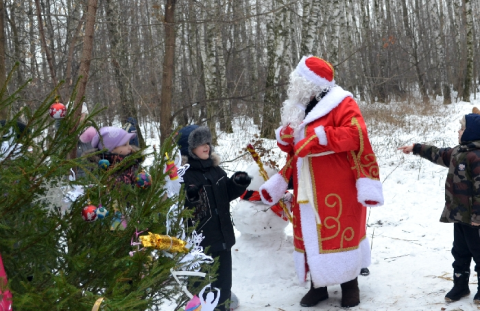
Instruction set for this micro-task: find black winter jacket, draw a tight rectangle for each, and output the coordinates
[182,153,247,252]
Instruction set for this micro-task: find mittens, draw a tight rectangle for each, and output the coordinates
[233,171,252,187]
[186,184,202,202]
[279,125,294,145]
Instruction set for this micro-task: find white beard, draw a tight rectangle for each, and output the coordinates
[280,71,325,134]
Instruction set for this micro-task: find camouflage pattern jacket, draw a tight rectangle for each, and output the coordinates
[413,141,480,225]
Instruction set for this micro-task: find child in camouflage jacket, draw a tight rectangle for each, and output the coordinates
[399,108,480,305]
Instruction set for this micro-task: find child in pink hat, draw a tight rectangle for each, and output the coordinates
[80,126,143,230]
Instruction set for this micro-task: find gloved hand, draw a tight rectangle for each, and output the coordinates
[279,125,294,145]
[186,184,202,202]
[233,171,252,187]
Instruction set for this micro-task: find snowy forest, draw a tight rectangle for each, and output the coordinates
[0,0,479,141]
[2,0,480,310]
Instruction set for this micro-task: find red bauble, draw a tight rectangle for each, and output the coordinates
[82,204,97,222]
[49,102,66,119]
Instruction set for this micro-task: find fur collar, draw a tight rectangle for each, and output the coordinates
[181,152,221,167]
[301,86,353,127]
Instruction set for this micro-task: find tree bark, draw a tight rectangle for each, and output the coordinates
[0,0,7,119]
[68,0,98,160]
[160,0,176,144]
[105,0,145,147]
[401,0,429,104]
[34,0,58,90]
[462,0,473,102]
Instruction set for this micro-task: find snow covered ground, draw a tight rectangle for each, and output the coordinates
[165,97,480,311]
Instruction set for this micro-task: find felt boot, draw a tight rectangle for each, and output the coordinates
[299,281,328,307]
[445,270,470,302]
[474,274,480,305]
[341,277,360,308]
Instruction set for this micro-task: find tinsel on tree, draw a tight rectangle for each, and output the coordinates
[0,80,213,310]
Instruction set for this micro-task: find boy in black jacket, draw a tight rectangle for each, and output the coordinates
[177,125,250,311]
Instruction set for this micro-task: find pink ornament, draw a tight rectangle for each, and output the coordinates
[0,254,12,311]
[49,102,66,119]
[82,204,97,222]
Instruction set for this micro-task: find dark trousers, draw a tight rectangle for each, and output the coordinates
[207,249,232,311]
[452,223,480,273]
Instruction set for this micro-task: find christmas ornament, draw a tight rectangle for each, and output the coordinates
[136,171,152,189]
[179,231,213,271]
[110,211,127,230]
[165,153,179,180]
[185,295,201,311]
[81,204,97,222]
[49,102,66,119]
[95,204,109,219]
[98,159,110,170]
[139,232,188,253]
[0,254,12,311]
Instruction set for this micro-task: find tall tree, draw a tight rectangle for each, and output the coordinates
[0,0,6,119]
[68,0,99,161]
[463,0,473,102]
[160,0,176,144]
[105,0,145,147]
[401,0,429,103]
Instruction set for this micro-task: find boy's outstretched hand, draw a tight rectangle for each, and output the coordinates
[233,171,252,187]
[398,144,414,154]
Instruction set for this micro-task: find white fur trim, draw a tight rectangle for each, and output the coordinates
[275,126,289,146]
[259,173,288,206]
[314,125,327,145]
[299,202,371,287]
[301,86,353,127]
[293,251,307,285]
[295,56,336,89]
[356,178,384,207]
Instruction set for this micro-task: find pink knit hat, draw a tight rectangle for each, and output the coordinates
[80,126,136,152]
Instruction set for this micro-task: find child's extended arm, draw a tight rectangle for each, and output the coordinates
[398,144,414,154]
[399,143,453,168]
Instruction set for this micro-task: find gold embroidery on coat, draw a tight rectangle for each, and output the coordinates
[350,117,380,180]
[318,236,366,254]
[340,227,355,249]
[320,194,342,243]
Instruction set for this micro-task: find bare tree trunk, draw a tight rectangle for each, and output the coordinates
[69,0,98,160]
[35,0,58,90]
[329,0,340,65]
[437,1,451,105]
[64,11,84,99]
[261,0,280,139]
[401,0,429,103]
[5,3,23,89]
[159,0,176,144]
[105,0,145,147]
[463,0,473,102]
[0,0,7,119]
[300,0,319,56]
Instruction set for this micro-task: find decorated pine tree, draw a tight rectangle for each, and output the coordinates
[0,84,214,310]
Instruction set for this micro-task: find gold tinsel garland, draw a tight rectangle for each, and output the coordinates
[139,232,189,253]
